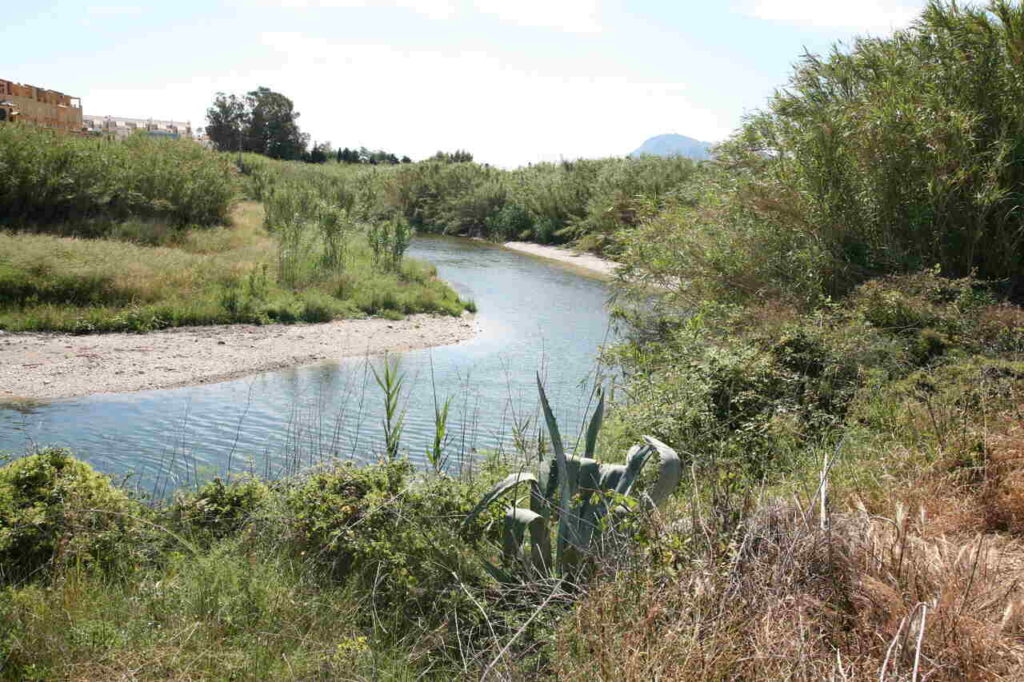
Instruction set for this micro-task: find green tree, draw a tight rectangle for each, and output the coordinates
[245,87,309,160]
[309,141,332,164]
[204,87,309,160]
[205,93,247,153]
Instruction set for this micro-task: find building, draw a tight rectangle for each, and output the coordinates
[0,79,83,132]
[83,115,193,140]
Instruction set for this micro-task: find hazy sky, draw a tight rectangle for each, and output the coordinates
[5,0,929,167]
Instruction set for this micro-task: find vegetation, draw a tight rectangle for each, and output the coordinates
[238,151,699,253]
[0,129,471,332]
[206,87,309,160]
[0,201,466,332]
[0,125,235,228]
[9,2,1024,679]
[466,380,681,581]
[0,378,675,679]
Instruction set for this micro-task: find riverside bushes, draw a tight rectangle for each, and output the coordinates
[0,454,504,679]
[237,151,700,253]
[0,143,471,331]
[0,125,236,228]
[618,2,1024,306]
[0,448,142,583]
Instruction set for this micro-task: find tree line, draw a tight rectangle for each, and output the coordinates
[205,87,471,166]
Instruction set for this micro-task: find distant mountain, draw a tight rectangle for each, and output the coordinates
[629,134,714,161]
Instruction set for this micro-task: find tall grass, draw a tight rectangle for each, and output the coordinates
[237,151,700,253]
[0,201,468,332]
[710,1,1024,300]
[0,125,236,228]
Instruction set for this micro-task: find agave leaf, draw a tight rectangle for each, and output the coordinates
[536,374,566,466]
[463,472,539,528]
[582,388,605,460]
[643,436,683,508]
[538,375,577,566]
[541,455,559,509]
[574,458,603,549]
[582,463,629,543]
[616,443,653,497]
[501,507,552,575]
[598,463,627,492]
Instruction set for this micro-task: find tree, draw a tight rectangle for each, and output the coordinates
[245,87,309,160]
[204,87,309,160]
[309,141,332,164]
[338,147,359,163]
[205,93,247,153]
[431,150,474,163]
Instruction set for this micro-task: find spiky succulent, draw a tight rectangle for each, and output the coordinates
[465,374,681,580]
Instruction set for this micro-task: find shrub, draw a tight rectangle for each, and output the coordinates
[284,461,487,613]
[0,449,141,582]
[0,125,237,228]
[721,1,1024,295]
[610,273,1011,481]
[170,476,270,539]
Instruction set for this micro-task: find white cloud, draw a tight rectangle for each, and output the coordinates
[254,0,458,20]
[242,0,602,30]
[254,31,727,166]
[738,0,923,32]
[473,0,602,34]
[86,5,143,16]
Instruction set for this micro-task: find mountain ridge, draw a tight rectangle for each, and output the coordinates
[630,133,714,160]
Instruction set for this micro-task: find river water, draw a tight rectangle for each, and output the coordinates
[0,237,615,493]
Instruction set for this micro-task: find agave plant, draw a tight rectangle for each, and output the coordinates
[465,374,682,580]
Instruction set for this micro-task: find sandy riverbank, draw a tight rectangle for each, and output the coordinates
[0,314,477,402]
[502,242,621,279]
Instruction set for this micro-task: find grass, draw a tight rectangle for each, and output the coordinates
[0,201,469,333]
[10,2,1024,679]
[0,125,235,228]
[238,150,699,254]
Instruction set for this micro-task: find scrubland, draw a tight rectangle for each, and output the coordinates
[0,127,471,334]
[6,2,1024,680]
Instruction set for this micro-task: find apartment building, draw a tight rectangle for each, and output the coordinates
[0,79,83,131]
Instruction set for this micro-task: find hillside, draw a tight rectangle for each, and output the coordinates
[629,133,714,160]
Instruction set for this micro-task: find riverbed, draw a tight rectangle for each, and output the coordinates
[0,237,615,492]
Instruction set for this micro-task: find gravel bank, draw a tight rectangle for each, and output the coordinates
[0,314,478,402]
[502,242,621,279]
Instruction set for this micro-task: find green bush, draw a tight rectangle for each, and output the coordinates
[0,449,141,582]
[284,461,487,612]
[0,125,237,229]
[170,476,270,540]
[610,273,1016,480]
[720,1,1024,295]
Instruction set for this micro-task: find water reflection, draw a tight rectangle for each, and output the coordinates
[0,237,615,492]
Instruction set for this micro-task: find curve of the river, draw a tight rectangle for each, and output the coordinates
[0,237,614,494]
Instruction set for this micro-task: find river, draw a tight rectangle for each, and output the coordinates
[0,236,615,494]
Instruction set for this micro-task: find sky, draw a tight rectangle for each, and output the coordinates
[4,0,932,167]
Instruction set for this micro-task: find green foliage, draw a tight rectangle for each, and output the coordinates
[367,215,412,272]
[465,378,681,581]
[371,355,406,460]
[0,124,236,228]
[284,460,485,612]
[0,449,141,583]
[238,151,699,250]
[719,1,1024,296]
[206,87,309,160]
[170,476,269,540]
[427,394,453,474]
[611,272,1024,483]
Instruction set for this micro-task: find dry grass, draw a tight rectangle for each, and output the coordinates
[553,413,1024,681]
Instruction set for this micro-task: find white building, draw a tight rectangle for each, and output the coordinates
[83,115,193,140]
